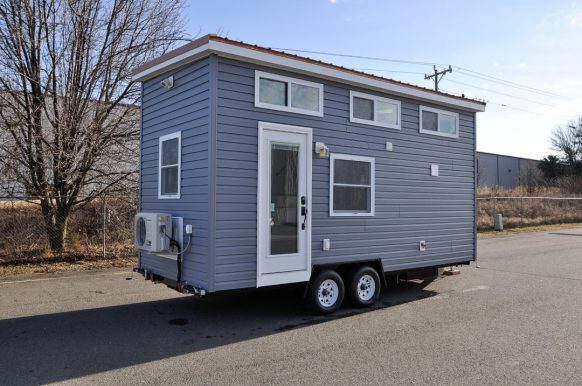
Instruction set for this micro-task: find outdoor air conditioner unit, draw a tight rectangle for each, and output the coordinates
[134,213,172,252]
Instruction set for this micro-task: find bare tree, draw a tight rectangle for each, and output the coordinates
[0,0,186,252]
[550,116,582,175]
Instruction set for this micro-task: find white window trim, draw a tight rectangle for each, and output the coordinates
[329,153,375,217]
[254,71,324,117]
[349,91,401,130]
[158,131,181,199]
[419,106,460,138]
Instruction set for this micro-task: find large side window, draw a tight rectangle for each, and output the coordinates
[350,91,401,129]
[419,106,459,138]
[330,153,375,216]
[255,71,324,117]
[158,131,181,199]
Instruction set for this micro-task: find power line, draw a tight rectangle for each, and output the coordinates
[271,46,570,101]
[442,78,555,107]
[454,66,570,100]
[353,68,425,75]
[271,47,448,67]
[436,87,547,116]
[356,67,554,107]
[453,69,570,100]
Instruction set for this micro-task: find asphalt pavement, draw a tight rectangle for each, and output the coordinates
[1,228,581,385]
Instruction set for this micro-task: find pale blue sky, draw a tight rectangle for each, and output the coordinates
[185,0,582,159]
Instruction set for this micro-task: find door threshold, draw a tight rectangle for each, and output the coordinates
[257,270,311,287]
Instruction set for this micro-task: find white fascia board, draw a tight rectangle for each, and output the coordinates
[208,41,485,112]
[132,42,211,82]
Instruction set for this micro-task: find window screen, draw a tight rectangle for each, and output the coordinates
[353,97,374,121]
[331,155,374,215]
[422,110,438,132]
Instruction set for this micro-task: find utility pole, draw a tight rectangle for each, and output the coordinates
[425,65,452,91]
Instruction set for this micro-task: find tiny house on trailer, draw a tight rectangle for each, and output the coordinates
[132,35,486,314]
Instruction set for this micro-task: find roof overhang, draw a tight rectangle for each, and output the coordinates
[133,37,486,113]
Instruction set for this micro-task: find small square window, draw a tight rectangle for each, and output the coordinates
[353,97,374,121]
[259,78,287,106]
[350,91,400,129]
[419,106,459,138]
[440,114,457,135]
[377,100,398,126]
[291,83,319,111]
[421,110,438,132]
[330,154,375,216]
[159,132,181,199]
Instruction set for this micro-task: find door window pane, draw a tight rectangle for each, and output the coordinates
[291,83,319,111]
[259,78,287,106]
[422,110,438,131]
[440,114,457,135]
[377,100,398,125]
[353,96,374,121]
[334,159,371,185]
[270,143,299,255]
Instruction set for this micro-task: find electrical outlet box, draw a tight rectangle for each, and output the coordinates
[430,164,439,177]
[185,224,193,234]
[386,142,393,152]
[419,240,427,251]
[322,239,331,251]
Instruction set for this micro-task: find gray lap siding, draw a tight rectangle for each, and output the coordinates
[214,57,475,291]
[139,58,211,288]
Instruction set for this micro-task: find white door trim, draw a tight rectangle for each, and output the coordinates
[257,121,312,287]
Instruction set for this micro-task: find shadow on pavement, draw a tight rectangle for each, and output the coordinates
[0,280,437,384]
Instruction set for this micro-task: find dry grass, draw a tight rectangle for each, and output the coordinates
[0,196,137,276]
[478,222,582,238]
[0,255,136,277]
[2,187,581,276]
[477,186,582,230]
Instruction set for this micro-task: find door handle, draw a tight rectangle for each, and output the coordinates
[301,196,307,230]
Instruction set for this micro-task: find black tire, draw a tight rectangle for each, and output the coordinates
[347,265,381,307]
[307,270,345,314]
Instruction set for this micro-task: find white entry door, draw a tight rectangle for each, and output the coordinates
[257,122,312,287]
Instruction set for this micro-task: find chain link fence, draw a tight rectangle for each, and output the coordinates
[478,196,582,230]
[2,193,582,264]
[0,195,137,265]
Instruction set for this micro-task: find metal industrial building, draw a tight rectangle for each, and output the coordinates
[477,152,540,189]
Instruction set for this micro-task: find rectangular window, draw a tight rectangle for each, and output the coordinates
[419,106,459,138]
[158,131,181,199]
[255,71,324,117]
[330,153,375,216]
[350,91,401,129]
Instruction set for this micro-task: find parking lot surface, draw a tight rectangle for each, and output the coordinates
[1,228,581,385]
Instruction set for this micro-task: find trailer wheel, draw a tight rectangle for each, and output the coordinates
[307,270,344,314]
[348,265,381,307]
